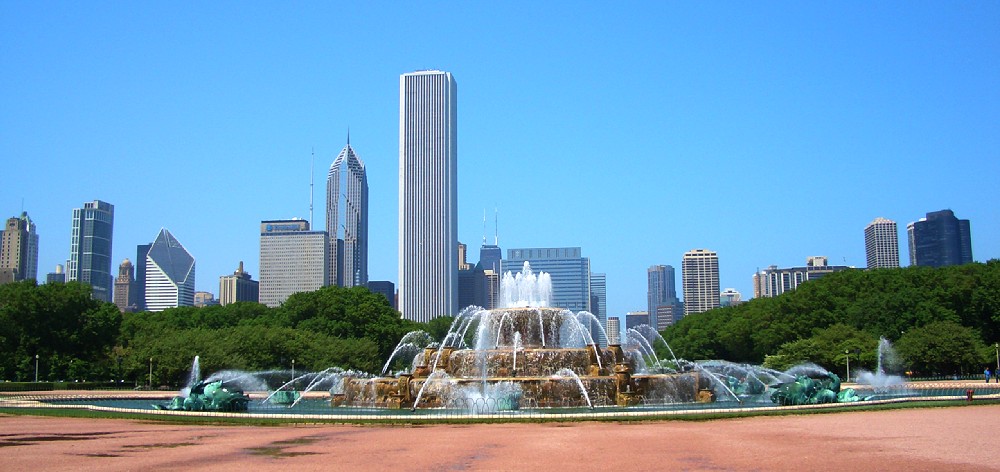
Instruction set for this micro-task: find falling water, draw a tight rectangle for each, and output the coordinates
[553,368,593,409]
[382,330,433,376]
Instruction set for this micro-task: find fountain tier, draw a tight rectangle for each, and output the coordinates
[338,307,708,409]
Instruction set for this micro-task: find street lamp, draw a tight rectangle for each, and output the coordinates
[34,354,39,382]
[291,359,295,388]
[995,343,999,374]
[149,358,153,389]
[845,350,850,383]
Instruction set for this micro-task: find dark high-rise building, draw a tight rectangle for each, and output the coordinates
[326,139,368,288]
[0,212,38,283]
[907,209,973,268]
[113,258,137,312]
[367,280,396,310]
[647,264,682,331]
[135,243,152,311]
[67,200,114,301]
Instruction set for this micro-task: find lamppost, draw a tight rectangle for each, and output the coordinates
[148,358,153,389]
[291,359,295,388]
[845,349,850,383]
[995,343,999,374]
[34,354,39,382]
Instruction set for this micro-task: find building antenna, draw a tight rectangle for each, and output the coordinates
[482,209,487,245]
[494,206,499,245]
[309,147,315,226]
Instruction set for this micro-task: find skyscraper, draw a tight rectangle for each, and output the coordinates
[67,200,114,301]
[682,249,720,316]
[398,70,458,322]
[326,139,368,288]
[219,261,259,306]
[144,228,195,312]
[864,217,900,269]
[134,243,152,311]
[606,316,621,345]
[113,258,137,312]
[0,212,38,283]
[907,209,973,267]
[647,264,681,331]
[259,219,328,308]
[589,272,608,346]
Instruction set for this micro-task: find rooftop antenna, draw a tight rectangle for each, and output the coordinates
[482,209,487,245]
[309,147,315,226]
[494,206,499,246]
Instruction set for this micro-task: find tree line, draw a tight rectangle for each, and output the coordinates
[0,281,441,386]
[2,260,998,386]
[660,260,1000,377]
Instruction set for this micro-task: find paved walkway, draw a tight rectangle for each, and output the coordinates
[2,403,999,471]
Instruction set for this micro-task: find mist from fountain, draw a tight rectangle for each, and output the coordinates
[856,337,907,391]
[499,262,552,308]
[382,330,434,376]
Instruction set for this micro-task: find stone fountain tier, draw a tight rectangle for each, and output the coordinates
[426,347,620,378]
[334,368,706,409]
[475,307,568,348]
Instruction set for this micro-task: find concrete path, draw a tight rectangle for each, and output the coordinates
[2,404,998,471]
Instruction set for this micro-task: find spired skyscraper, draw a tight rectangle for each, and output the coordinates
[398,70,458,322]
[67,200,114,302]
[326,138,368,287]
[864,217,900,269]
[144,228,195,312]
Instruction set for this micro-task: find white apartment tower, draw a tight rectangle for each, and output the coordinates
[398,70,458,322]
[864,217,900,269]
[326,139,368,287]
[682,249,720,316]
[144,229,195,312]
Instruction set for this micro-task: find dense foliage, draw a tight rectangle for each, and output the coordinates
[1,283,427,386]
[2,261,998,385]
[662,260,1000,376]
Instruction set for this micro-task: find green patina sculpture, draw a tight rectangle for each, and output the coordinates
[268,390,301,406]
[154,379,250,412]
[770,372,863,406]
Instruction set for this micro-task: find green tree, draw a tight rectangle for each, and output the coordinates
[894,321,988,376]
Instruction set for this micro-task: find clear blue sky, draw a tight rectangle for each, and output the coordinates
[3,2,998,318]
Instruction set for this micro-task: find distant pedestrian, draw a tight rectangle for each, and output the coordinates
[986,368,992,383]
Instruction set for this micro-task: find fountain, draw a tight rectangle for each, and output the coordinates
[143,265,891,415]
[334,263,710,410]
[154,357,251,412]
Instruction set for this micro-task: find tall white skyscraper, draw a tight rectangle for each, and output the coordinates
[68,200,114,301]
[326,138,368,287]
[259,219,328,308]
[398,70,458,322]
[864,217,900,269]
[144,228,195,312]
[682,249,720,316]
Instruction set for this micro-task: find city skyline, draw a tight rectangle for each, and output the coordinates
[2,4,998,318]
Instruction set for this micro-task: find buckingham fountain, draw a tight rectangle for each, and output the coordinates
[330,263,707,410]
[152,263,876,414]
